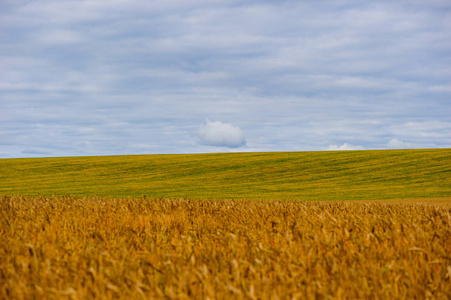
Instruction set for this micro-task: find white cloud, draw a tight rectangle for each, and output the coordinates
[386,138,412,149]
[328,143,365,151]
[196,120,246,148]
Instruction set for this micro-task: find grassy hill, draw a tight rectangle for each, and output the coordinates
[0,148,450,201]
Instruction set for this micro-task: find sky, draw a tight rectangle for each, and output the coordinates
[1,0,450,158]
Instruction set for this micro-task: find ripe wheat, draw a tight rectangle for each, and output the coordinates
[1,196,450,299]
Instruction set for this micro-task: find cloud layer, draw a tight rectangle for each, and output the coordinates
[0,0,450,157]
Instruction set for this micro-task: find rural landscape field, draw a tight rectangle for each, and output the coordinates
[1,149,450,200]
[1,149,450,299]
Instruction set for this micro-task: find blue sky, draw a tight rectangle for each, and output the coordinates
[1,0,450,158]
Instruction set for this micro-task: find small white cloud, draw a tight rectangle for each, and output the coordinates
[197,120,246,148]
[387,138,412,149]
[327,143,365,151]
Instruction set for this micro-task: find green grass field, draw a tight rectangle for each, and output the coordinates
[1,148,450,201]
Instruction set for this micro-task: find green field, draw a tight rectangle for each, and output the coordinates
[0,148,450,200]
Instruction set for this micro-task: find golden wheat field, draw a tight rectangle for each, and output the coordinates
[1,196,450,299]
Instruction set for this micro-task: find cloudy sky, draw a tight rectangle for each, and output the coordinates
[1,0,450,158]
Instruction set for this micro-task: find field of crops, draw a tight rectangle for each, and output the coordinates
[1,148,450,201]
[1,195,450,299]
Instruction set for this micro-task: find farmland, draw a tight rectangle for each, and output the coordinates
[0,148,450,200]
[1,196,450,299]
[1,149,450,299]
